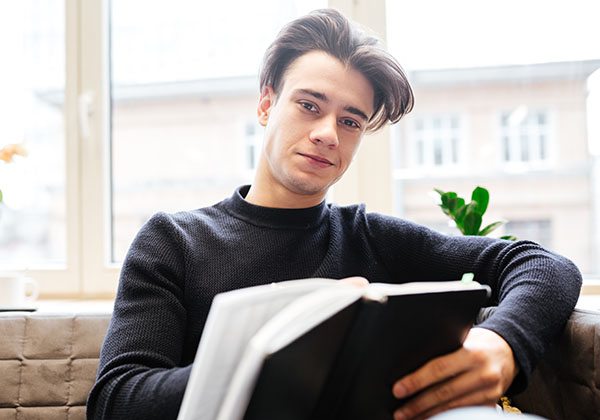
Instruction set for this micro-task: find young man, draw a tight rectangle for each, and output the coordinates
[87,9,581,420]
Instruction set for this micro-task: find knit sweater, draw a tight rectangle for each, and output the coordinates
[87,185,582,420]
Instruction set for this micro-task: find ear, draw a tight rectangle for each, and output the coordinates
[257,86,275,127]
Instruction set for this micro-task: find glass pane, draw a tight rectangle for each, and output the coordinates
[519,135,529,161]
[0,1,65,268]
[433,139,443,165]
[109,0,325,262]
[388,0,600,276]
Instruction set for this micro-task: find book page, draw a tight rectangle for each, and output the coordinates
[366,280,488,299]
[176,278,337,420]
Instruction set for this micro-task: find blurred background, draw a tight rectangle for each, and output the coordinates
[0,0,598,296]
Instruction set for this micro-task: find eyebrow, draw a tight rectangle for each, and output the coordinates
[295,88,370,122]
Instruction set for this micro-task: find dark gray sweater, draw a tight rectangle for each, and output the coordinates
[87,185,582,419]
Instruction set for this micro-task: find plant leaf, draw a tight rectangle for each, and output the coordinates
[0,188,3,203]
[471,186,489,215]
[500,235,518,241]
[445,196,462,216]
[440,192,454,209]
[478,221,504,237]
[463,207,482,235]
[454,202,468,227]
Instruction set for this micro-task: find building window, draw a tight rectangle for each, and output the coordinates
[505,220,553,250]
[500,108,550,164]
[411,115,462,168]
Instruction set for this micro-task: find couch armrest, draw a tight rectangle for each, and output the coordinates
[477,307,600,420]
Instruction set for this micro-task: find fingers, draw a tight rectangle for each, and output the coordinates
[393,366,502,420]
[392,328,518,420]
[392,349,470,399]
[338,276,369,287]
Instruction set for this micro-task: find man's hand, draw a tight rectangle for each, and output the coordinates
[391,327,518,420]
[339,276,369,287]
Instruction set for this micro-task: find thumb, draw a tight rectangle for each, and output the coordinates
[339,276,369,287]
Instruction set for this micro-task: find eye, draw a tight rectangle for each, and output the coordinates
[299,101,318,113]
[340,118,360,129]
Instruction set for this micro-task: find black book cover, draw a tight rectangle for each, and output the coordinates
[243,287,490,420]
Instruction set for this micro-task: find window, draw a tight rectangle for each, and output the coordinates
[0,1,66,268]
[2,0,598,296]
[500,108,550,165]
[411,115,462,168]
[505,220,552,250]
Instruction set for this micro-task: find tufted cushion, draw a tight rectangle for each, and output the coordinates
[0,312,111,420]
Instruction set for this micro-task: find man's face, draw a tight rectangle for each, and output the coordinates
[254,50,375,207]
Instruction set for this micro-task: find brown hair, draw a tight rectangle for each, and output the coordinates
[259,8,414,132]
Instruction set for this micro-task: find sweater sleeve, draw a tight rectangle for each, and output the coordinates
[87,212,192,420]
[364,213,582,394]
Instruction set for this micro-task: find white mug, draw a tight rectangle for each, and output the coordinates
[0,274,39,307]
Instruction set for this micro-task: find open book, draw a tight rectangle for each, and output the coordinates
[177,277,490,420]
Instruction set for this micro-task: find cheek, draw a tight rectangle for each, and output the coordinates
[263,122,289,161]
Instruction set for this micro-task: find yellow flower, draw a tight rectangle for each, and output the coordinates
[0,143,28,163]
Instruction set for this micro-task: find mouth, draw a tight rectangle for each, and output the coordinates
[299,153,334,167]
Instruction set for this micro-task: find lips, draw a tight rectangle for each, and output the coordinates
[299,153,334,167]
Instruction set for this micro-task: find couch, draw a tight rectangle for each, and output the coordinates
[0,308,598,420]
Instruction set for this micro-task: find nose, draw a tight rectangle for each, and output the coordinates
[309,115,339,148]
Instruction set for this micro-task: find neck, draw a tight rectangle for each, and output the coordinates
[245,183,325,209]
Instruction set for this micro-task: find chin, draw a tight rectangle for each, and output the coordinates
[287,178,329,197]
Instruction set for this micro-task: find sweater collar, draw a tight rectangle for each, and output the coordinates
[222,185,329,230]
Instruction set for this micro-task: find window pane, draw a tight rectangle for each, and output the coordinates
[109,0,325,262]
[0,1,65,268]
[388,0,600,276]
[505,220,553,250]
[410,115,461,168]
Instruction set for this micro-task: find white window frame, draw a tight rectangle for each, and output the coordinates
[78,0,119,296]
[17,0,115,297]
[28,0,116,297]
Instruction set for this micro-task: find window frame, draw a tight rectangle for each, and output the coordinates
[33,0,118,297]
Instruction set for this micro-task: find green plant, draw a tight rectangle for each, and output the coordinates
[434,186,516,240]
